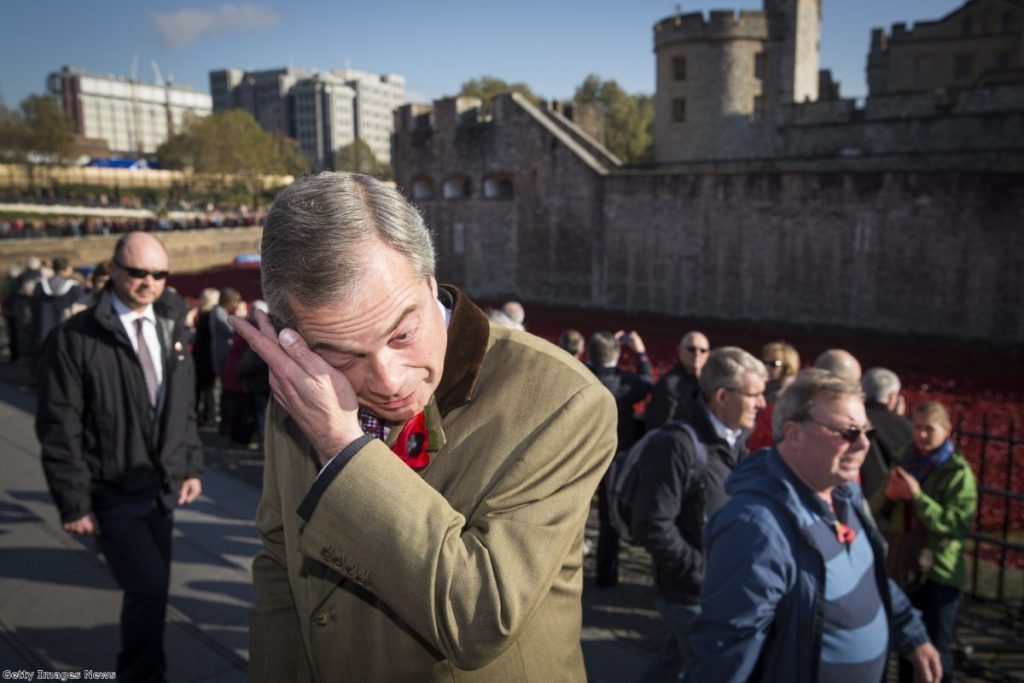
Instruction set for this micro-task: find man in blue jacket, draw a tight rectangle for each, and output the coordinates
[685,369,942,683]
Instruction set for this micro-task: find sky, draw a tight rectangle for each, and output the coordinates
[0,1,967,109]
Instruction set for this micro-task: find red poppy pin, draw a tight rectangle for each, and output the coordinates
[834,521,857,546]
[390,410,431,470]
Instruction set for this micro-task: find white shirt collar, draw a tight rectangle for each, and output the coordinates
[706,405,743,448]
[438,297,452,328]
[111,293,155,325]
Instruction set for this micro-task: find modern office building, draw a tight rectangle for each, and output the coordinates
[210,66,406,168]
[47,66,212,156]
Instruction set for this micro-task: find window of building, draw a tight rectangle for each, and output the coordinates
[672,97,686,123]
[754,52,765,80]
[411,177,434,201]
[483,176,514,200]
[753,95,765,122]
[954,53,974,82]
[442,175,471,200]
[672,56,687,81]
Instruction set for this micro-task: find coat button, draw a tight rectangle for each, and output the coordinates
[313,612,330,626]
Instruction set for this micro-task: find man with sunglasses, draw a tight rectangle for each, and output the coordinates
[36,231,203,682]
[645,330,710,430]
[684,369,941,683]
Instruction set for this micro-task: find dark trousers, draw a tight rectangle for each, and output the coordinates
[898,579,963,683]
[93,492,173,683]
[596,473,619,587]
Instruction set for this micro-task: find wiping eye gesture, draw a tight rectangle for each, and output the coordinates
[230,309,364,465]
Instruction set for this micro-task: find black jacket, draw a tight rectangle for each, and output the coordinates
[631,400,748,603]
[861,400,913,500]
[645,362,700,431]
[35,287,203,522]
[589,355,654,453]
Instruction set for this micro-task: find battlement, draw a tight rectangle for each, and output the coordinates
[654,10,769,47]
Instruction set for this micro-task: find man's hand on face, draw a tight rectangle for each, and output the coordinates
[909,641,943,683]
[64,513,99,536]
[230,309,364,465]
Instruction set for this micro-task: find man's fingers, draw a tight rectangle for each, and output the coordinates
[253,308,278,339]
[230,314,295,371]
[277,327,334,377]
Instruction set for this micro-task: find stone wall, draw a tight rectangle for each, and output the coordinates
[395,94,1024,344]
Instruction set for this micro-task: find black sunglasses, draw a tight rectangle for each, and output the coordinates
[686,346,709,354]
[802,417,874,444]
[115,260,169,280]
[764,359,784,368]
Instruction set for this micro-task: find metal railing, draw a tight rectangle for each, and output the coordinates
[955,416,1024,682]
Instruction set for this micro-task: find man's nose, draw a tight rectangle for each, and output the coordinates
[366,350,404,397]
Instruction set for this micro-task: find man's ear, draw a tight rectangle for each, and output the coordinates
[711,386,728,408]
[428,276,438,299]
[782,420,802,444]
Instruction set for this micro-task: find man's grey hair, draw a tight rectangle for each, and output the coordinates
[862,367,901,403]
[699,346,767,400]
[587,331,620,366]
[773,368,864,442]
[261,172,436,327]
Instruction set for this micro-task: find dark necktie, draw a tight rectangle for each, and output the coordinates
[134,318,159,407]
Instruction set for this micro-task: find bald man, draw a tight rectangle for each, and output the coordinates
[813,348,862,384]
[36,232,203,682]
[646,330,710,430]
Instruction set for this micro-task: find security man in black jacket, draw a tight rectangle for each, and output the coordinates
[36,232,203,682]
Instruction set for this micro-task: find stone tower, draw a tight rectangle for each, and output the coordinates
[765,0,821,104]
[652,0,822,163]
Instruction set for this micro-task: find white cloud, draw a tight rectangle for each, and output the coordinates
[152,4,279,48]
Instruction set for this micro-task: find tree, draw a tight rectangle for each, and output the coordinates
[459,77,539,108]
[574,75,654,165]
[334,138,393,180]
[157,110,310,195]
[0,95,75,163]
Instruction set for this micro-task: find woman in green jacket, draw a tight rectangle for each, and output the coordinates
[876,401,978,683]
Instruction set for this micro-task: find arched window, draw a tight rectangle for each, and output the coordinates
[483,175,514,200]
[442,175,471,200]
[411,177,434,201]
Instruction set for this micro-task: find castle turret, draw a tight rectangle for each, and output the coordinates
[653,0,823,164]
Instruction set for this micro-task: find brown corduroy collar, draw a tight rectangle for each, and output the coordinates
[434,285,489,417]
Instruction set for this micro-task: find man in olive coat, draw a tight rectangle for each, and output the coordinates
[233,172,617,681]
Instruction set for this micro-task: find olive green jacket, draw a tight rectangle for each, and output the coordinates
[872,449,978,590]
[249,287,617,681]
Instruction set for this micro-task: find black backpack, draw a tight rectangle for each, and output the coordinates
[605,420,707,545]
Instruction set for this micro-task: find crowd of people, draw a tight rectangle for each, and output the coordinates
[547,324,977,682]
[8,171,981,682]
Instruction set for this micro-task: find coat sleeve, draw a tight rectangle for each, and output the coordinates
[912,457,977,539]
[34,326,92,522]
[630,430,704,589]
[684,504,793,683]
[887,578,931,656]
[295,382,616,670]
[250,423,306,683]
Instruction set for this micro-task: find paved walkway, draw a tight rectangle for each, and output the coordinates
[0,373,663,681]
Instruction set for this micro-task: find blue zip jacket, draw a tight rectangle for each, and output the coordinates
[683,448,930,683]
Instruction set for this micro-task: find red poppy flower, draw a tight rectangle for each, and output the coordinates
[834,521,857,545]
[391,411,430,470]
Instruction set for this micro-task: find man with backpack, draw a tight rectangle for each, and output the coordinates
[629,347,767,681]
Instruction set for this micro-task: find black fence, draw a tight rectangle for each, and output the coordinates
[955,416,1024,681]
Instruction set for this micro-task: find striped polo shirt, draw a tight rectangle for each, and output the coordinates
[802,490,889,683]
